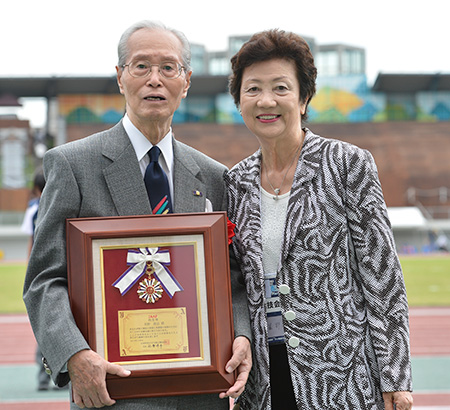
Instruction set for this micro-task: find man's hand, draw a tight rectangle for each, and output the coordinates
[383,391,413,410]
[219,336,252,400]
[67,349,131,408]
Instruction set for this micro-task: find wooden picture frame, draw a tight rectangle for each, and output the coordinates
[66,212,235,399]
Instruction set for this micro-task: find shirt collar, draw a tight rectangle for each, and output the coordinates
[123,114,174,174]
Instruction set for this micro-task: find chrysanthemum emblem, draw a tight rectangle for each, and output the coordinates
[137,278,163,304]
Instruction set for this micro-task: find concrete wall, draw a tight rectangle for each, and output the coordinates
[0,225,29,261]
[172,121,450,210]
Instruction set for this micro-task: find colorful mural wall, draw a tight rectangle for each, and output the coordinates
[58,95,125,124]
[58,79,450,125]
[214,74,450,124]
[309,75,384,122]
[417,91,450,121]
[309,75,450,123]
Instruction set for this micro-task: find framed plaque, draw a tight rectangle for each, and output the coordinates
[66,212,235,399]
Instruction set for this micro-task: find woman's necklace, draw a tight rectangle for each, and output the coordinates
[264,142,302,200]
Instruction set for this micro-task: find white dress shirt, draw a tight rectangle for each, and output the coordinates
[123,114,174,201]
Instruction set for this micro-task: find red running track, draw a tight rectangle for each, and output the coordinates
[1,307,449,409]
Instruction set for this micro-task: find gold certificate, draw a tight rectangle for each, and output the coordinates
[118,307,189,357]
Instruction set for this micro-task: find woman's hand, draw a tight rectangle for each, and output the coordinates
[219,336,252,399]
[383,391,413,410]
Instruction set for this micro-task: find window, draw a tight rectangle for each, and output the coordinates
[342,50,364,75]
[316,51,339,76]
[209,57,229,75]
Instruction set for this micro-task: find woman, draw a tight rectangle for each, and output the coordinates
[226,29,413,410]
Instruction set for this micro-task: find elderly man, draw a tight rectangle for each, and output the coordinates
[23,20,251,409]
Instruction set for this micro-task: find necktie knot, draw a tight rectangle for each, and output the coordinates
[149,146,161,162]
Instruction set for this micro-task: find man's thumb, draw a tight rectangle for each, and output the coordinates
[107,362,131,377]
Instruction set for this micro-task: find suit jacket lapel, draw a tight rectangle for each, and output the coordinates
[172,139,206,213]
[280,131,322,264]
[235,150,265,279]
[101,122,152,216]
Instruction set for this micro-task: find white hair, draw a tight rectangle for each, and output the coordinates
[117,20,191,70]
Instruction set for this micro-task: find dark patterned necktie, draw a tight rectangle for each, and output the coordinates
[144,146,172,214]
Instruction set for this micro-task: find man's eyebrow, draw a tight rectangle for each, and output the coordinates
[128,54,179,62]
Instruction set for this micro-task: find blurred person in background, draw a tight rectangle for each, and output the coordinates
[21,171,45,256]
[436,232,449,252]
[226,29,413,410]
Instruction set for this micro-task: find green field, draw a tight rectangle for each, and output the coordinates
[0,256,449,313]
[399,255,450,306]
[0,263,28,313]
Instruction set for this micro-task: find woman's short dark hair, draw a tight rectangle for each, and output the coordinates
[229,29,317,121]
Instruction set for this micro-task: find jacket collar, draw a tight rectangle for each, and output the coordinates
[101,121,151,216]
[234,128,321,192]
[280,129,323,262]
[292,129,323,188]
[101,122,207,215]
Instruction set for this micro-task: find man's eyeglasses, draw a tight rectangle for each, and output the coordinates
[122,60,186,79]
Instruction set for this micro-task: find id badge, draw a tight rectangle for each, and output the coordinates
[264,273,285,344]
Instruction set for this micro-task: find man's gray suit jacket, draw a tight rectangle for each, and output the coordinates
[23,121,250,409]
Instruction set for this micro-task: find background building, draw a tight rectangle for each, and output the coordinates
[1,32,449,259]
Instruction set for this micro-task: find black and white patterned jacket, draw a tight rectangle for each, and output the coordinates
[225,129,412,410]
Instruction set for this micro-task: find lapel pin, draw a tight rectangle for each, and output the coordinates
[193,190,203,197]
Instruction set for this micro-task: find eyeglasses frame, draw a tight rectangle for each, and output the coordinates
[121,60,187,80]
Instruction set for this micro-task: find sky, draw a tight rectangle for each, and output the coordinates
[1,0,449,127]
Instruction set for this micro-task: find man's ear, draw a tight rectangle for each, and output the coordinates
[182,70,192,99]
[116,66,125,95]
